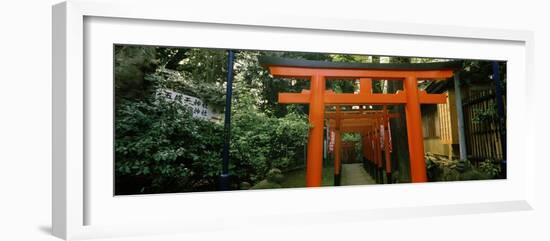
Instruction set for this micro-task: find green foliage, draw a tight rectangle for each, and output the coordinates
[478,159,501,178]
[249,179,283,189]
[440,167,461,181]
[115,95,224,194]
[455,159,472,172]
[266,168,285,184]
[230,93,310,183]
[114,45,159,100]
[342,133,360,142]
[460,169,489,181]
[472,103,498,123]
[460,60,506,90]
[115,89,309,193]
[233,51,311,117]
[330,54,371,63]
[426,158,499,182]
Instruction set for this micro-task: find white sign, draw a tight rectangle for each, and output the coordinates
[161,89,220,121]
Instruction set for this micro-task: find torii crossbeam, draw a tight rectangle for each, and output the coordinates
[260,56,458,186]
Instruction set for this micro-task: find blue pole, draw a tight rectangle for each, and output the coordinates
[220,50,235,190]
[492,61,506,178]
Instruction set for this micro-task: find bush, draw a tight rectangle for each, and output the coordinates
[250,180,283,189]
[266,168,285,184]
[461,169,489,180]
[230,94,309,184]
[425,157,498,182]
[239,182,252,190]
[478,159,501,178]
[115,91,309,193]
[115,95,224,194]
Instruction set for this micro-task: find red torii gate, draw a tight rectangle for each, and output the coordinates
[260,56,457,186]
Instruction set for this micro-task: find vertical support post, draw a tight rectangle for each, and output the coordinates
[220,49,234,191]
[371,130,376,178]
[324,125,329,161]
[374,121,383,183]
[365,131,370,174]
[334,109,342,186]
[367,131,376,176]
[362,132,369,173]
[404,76,428,183]
[492,61,507,177]
[359,78,372,94]
[383,110,392,184]
[306,74,325,187]
[453,71,467,160]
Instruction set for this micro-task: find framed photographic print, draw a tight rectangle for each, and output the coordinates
[53,0,535,240]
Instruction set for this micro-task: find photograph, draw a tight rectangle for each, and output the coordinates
[113,45,507,195]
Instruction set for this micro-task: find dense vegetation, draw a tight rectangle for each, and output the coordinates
[114,46,330,194]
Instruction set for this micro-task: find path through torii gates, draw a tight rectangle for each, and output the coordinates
[326,108,399,185]
[260,56,459,186]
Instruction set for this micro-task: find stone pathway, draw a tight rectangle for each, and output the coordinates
[341,163,376,185]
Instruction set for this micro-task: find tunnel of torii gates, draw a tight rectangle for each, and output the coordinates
[326,108,400,185]
[260,56,460,187]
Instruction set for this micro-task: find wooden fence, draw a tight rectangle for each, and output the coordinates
[462,88,506,162]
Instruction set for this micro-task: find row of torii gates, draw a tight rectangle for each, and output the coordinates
[327,107,399,185]
[260,56,460,186]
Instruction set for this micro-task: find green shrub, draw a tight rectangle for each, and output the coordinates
[250,180,283,189]
[239,182,252,190]
[230,94,309,184]
[115,96,224,194]
[266,168,285,184]
[115,89,309,193]
[460,169,489,180]
[441,167,461,181]
[478,159,501,178]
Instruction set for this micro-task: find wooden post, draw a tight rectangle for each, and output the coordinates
[374,120,383,183]
[404,76,428,182]
[306,74,325,187]
[383,112,392,183]
[362,132,368,166]
[453,71,467,160]
[334,108,342,186]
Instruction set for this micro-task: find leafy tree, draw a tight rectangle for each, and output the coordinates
[114,45,159,101]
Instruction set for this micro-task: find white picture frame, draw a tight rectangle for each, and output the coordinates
[53,0,535,240]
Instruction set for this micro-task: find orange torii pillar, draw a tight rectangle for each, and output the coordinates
[364,113,385,183]
[362,108,397,184]
[362,130,372,176]
[370,128,378,180]
[262,57,454,186]
[333,118,342,186]
[360,127,374,179]
[381,107,394,183]
[362,130,373,175]
[376,117,384,183]
[330,126,343,185]
[364,121,383,183]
